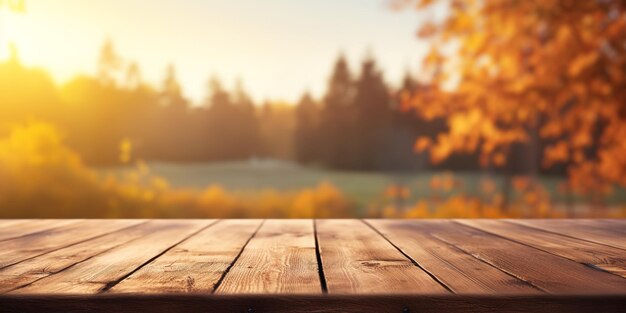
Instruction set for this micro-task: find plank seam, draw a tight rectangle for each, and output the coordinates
[98,220,221,293]
[457,220,626,279]
[313,219,328,294]
[418,233,530,292]
[361,219,455,294]
[0,220,84,243]
[429,222,548,293]
[504,220,626,252]
[431,233,549,293]
[0,220,150,270]
[5,231,149,293]
[211,219,266,294]
[422,224,545,292]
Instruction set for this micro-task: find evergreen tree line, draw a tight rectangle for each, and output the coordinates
[293,54,567,174]
[0,41,565,174]
[295,55,428,171]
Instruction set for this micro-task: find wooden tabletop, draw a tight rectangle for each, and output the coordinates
[0,219,625,312]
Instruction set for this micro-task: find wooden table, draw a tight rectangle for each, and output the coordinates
[0,219,625,312]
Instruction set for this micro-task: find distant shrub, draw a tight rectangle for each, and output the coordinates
[1,122,623,218]
[0,122,356,218]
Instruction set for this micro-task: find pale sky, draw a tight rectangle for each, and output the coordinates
[0,0,438,104]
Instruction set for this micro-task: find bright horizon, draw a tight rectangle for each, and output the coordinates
[0,0,440,104]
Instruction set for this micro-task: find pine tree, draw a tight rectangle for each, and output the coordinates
[352,56,392,170]
[294,92,318,164]
[161,64,186,109]
[319,55,356,168]
[97,39,121,86]
[232,79,260,157]
[205,77,233,159]
[158,64,190,160]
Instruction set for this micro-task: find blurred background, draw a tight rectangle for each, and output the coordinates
[1,0,625,218]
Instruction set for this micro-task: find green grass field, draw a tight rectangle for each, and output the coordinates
[98,160,626,209]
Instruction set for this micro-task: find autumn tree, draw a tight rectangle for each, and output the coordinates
[402,0,626,207]
[0,46,59,124]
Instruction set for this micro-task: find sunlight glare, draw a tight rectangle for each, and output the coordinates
[0,7,26,60]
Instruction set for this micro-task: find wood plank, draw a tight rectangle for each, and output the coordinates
[0,219,31,228]
[0,221,166,293]
[1,294,625,313]
[459,219,626,278]
[0,220,80,242]
[110,219,262,294]
[366,219,540,294]
[603,219,626,227]
[316,219,448,294]
[585,219,626,233]
[215,219,320,294]
[550,219,626,235]
[419,220,626,294]
[9,220,211,294]
[511,219,626,250]
[0,220,142,268]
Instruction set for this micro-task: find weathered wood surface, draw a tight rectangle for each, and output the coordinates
[0,219,625,312]
[0,220,79,242]
[112,219,260,294]
[366,219,540,294]
[458,219,626,278]
[409,220,626,294]
[10,220,208,294]
[215,219,320,294]
[0,220,143,269]
[316,219,447,294]
[511,219,626,250]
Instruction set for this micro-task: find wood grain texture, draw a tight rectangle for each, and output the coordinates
[600,219,626,229]
[9,220,210,294]
[0,218,624,300]
[0,220,24,227]
[0,220,80,242]
[0,221,156,293]
[420,220,626,294]
[459,219,626,278]
[316,219,448,294]
[215,219,321,294]
[511,219,626,250]
[579,219,626,234]
[366,219,540,294]
[0,220,142,269]
[111,219,262,294]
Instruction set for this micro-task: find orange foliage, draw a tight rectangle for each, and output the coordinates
[1,123,623,218]
[384,184,411,200]
[378,172,626,218]
[0,122,355,218]
[403,0,626,196]
[388,182,543,219]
